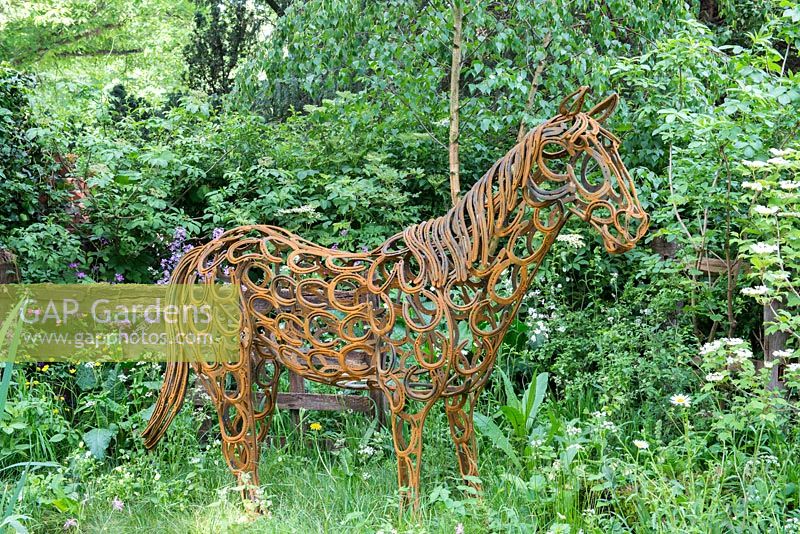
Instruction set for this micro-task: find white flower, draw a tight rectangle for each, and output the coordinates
[753,205,779,216]
[787,363,800,373]
[770,147,796,157]
[779,180,800,190]
[764,360,777,369]
[773,349,795,359]
[742,160,769,169]
[556,233,586,249]
[358,445,376,457]
[705,372,725,382]
[700,340,723,355]
[633,439,649,450]
[276,204,320,218]
[599,420,617,432]
[741,286,770,297]
[669,394,691,407]
[566,425,582,437]
[750,243,779,255]
[257,70,267,81]
[742,181,764,191]
[768,157,791,166]
[154,472,161,481]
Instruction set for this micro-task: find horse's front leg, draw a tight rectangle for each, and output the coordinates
[444,388,483,494]
[382,381,436,512]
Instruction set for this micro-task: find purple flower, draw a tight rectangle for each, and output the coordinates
[339,229,349,237]
[361,245,369,253]
[63,518,78,529]
[111,496,124,511]
[331,243,339,251]
[212,227,225,240]
[455,523,464,534]
[114,273,125,283]
[68,262,78,269]
[76,272,86,279]
[173,227,187,242]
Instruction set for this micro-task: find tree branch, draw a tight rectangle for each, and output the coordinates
[13,22,125,64]
[56,48,143,58]
[264,0,286,17]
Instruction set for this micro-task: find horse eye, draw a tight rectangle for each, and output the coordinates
[580,155,606,192]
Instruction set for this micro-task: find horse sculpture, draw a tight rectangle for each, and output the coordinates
[142,86,649,509]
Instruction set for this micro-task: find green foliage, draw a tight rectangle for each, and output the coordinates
[0,68,60,235]
[183,0,267,96]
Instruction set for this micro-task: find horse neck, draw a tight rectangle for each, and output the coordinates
[452,131,567,273]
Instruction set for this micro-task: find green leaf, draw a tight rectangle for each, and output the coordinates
[474,412,520,469]
[83,428,114,460]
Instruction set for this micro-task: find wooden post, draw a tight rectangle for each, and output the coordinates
[368,387,387,427]
[289,372,305,430]
[764,300,788,391]
[0,250,19,284]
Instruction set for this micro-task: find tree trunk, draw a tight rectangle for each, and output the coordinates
[448,1,463,206]
[517,32,552,143]
[763,300,788,391]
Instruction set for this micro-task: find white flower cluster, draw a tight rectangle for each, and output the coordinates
[750,242,779,255]
[770,148,796,157]
[753,205,779,216]
[705,372,725,382]
[773,349,795,359]
[742,181,764,191]
[742,160,769,169]
[726,346,753,366]
[780,180,800,190]
[358,445,377,457]
[768,157,792,166]
[741,285,770,297]
[276,204,321,218]
[556,233,586,249]
[566,425,582,437]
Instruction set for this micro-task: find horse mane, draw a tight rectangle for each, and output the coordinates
[399,112,598,287]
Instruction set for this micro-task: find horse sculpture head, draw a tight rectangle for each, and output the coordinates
[526,86,649,254]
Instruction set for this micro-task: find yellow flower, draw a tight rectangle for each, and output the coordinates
[52,408,59,414]
[69,368,76,374]
[309,422,322,431]
[40,364,49,372]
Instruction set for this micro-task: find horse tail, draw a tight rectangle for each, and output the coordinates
[142,246,205,449]
[141,360,190,449]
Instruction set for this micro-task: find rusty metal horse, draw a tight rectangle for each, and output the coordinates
[142,87,649,509]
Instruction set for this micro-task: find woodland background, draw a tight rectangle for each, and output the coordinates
[1,1,800,532]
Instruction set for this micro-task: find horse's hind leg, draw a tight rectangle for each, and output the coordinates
[444,390,482,494]
[253,354,283,445]
[209,330,262,505]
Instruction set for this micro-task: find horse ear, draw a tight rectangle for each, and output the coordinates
[587,93,618,123]
[558,86,591,117]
